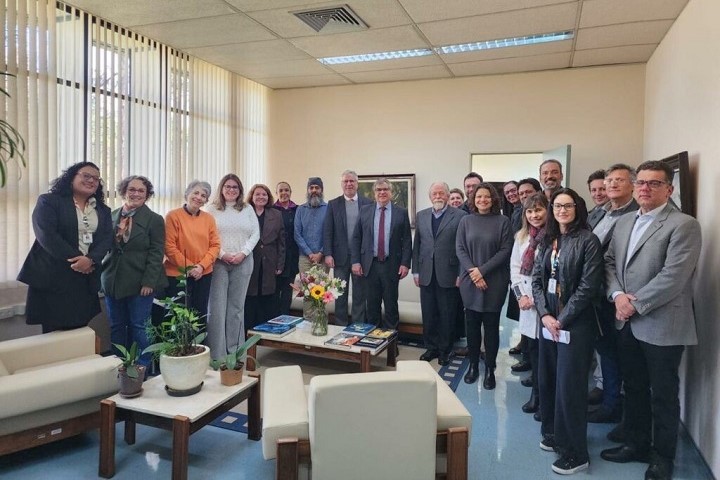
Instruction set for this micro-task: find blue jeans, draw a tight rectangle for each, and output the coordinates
[106,294,155,367]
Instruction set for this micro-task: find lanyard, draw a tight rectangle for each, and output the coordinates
[550,238,560,280]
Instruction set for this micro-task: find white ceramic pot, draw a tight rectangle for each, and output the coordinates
[159,345,210,393]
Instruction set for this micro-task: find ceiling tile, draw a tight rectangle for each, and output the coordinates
[229,58,333,78]
[579,0,689,28]
[343,64,451,84]
[327,54,444,73]
[572,44,657,67]
[66,0,236,27]
[399,0,576,23]
[440,39,572,64]
[253,74,352,89]
[289,25,427,58]
[226,0,331,13]
[448,52,570,76]
[418,3,578,46]
[186,39,311,68]
[132,15,276,49]
[575,20,674,50]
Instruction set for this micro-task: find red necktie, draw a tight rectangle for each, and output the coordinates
[378,206,386,261]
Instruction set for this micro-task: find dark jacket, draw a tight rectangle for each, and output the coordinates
[531,229,602,330]
[351,202,412,277]
[248,208,286,296]
[273,202,299,279]
[323,194,373,267]
[101,204,168,299]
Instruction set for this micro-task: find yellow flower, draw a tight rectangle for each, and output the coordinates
[310,285,325,300]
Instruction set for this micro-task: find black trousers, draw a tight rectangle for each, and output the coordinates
[244,294,279,331]
[527,337,539,398]
[420,272,460,355]
[618,323,684,460]
[333,259,367,326]
[163,273,213,326]
[538,316,595,461]
[274,275,295,316]
[465,310,500,368]
[365,259,400,329]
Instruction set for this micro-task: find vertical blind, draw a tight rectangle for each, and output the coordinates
[0,0,270,285]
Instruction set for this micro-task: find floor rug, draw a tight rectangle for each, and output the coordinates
[210,411,248,434]
[438,355,470,392]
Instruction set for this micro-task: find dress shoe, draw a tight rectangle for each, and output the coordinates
[533,411,541,422]
[607,423,627,443]
[464,363,479,384]
[587,386,604,405]
[438,352,451,366]
[511,360,531,372]
[483,367,496,390]
[645,457,673,480]
[508,345,522,355]
[601,445,650,464]
[587,406,622,424]
[453,346,468,357]
[522,393,539,413]
[521,376,533,387]
[420,350,439,362]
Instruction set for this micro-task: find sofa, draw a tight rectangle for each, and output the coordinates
[0,327,121,455]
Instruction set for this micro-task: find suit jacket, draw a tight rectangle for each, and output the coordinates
[351,202,412,277]
[587,205,606,230]
[605,204,701,346]
[101,204,168,299]
[412,206,467,288]
[323,194,372,267]
[248,208,286,296]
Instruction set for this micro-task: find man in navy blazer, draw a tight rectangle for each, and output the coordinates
[412,182,466,365]
[601,161,701,480]
[323,170,373,325]
[351,178,412,329]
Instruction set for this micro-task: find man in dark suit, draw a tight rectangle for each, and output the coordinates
[587,169,609,229]
[351,178,412,329]
[601,161,701,480]
[323,170,373,325]
[412,182,466,365]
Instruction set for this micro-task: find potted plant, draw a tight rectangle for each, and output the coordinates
[209,334,262,386]
[0,72,26,188]
[113,341,146,398]
[144,267,210,396]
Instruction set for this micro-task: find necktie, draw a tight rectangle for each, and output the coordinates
[378,206,386,261]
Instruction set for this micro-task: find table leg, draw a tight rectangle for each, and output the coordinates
[247,373,262,441]
[387,337,398,367]
[124,419,136,445]
[247,344,258,371]
[360,350,371,372]
[99,399,116,478]
[172,415,191,480]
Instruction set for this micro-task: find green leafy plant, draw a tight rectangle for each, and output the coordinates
[114,341,141,379]
[0,73,26,187]
[210,334,262,371]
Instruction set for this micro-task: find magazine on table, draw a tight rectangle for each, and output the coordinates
[342,322,376,335]
[251,322,296,337]
[267,315,304,326]
[324,332,363,347]
[355,336,388,349]
[365,328,397,339]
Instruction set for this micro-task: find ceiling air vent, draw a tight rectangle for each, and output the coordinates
[292,4,368,33]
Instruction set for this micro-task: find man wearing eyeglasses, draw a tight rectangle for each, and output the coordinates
[601,161,701,480]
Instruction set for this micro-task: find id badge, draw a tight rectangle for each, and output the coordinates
[82,232,93,244]
[547,278,557,294]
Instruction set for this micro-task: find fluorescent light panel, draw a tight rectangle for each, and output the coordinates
[317,31,574,65]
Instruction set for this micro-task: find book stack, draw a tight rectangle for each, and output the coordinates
[323,326,397,350]
[251,315,304,338]
[355,328,397,349]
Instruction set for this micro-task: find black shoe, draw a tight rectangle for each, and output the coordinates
[533,411,541,422]
[483,367,496,390]
[607,423,627,443]
[645,457,674,480]
[511,360,531,372]
[521,376,533,387]
[420,350,439,362]
[464,363,479,384]
[539,434,556,452]
[438,352,450,366]
[453,346,468,357]
[552,455,589,475]
[508,345,522,355]
[522,393,539,413]
[601,445,650,464]
[587,386,604,405]
[587,406,622,424]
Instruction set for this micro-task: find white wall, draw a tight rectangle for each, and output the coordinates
[644,0,720,474]
[269,65,645,209]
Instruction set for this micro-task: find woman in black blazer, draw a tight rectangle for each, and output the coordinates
[18,162,113,333]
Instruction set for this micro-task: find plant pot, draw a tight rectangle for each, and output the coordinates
[159,345,210,396]
[118,365,146,398]
[219,363,244,386]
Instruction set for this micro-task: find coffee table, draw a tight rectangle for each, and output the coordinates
[248,322,397,372]
[98,370,260,480]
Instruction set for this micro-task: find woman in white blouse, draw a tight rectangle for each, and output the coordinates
[207,174,260,360]
[509,192,549,414]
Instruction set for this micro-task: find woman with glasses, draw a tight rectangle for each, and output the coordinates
[18,162,113,333]
[456,182,513,389]
[531,188,603,475]
[101,176,166,367]
[206,174,260,361]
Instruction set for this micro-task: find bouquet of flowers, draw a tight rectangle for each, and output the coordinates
[292,265,346,335]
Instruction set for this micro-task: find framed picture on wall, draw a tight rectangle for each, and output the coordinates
[357,173,416,228]
[660,151,694,217]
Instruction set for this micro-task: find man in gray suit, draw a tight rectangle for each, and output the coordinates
[323,170,373,325]
[351,178,412,329]
[412,182,466,365]
[601,161,701,480]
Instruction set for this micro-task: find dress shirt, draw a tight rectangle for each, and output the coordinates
[593,198,636,244]
[373,202,392,258]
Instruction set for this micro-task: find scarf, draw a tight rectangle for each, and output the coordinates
[520,225,545,275]
[116,207,137,244]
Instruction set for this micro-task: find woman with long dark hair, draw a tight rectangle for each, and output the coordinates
[532,188,602,475]
[18,162,113,332]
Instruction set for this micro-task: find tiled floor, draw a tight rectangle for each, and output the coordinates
[0,318,713,479]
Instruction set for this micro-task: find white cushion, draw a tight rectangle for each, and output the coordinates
[0,358,8,377]
[261,365,309,460]
[0,327,96,373]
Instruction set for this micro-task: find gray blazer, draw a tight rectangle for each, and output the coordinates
[605,204,701,346]
[412,206,467,288]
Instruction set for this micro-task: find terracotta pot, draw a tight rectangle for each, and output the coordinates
[219,364,244,386]
[118,365,146,397]
[159,345,210,394]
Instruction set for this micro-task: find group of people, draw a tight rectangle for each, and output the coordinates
[17,158,700,479]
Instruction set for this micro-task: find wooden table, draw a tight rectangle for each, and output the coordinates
[98,370,260,480]
[248,322,397,373]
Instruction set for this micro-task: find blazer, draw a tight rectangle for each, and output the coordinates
[323,194,373,267]
[412,206,467,288]
[351,202,412,277]
[605,204,701,346]
[18,192,113,294]
[101,204,168,300]
[248,208,286,296]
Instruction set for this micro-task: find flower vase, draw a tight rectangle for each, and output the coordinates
[307,300,329,336]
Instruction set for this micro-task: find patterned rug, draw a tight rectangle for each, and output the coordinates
[210,411,248,433]
[398,334,469,392]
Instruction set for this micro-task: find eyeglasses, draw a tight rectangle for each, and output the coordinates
[604,178,629,185]
[223,185,240,190]
[632,180,668,189]
[552,203,576,211]
[374,187,390,192]
[127,187,147,195]
[77,172,101,183]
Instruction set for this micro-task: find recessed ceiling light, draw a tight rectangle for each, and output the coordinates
[318,48,434,65]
